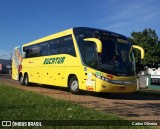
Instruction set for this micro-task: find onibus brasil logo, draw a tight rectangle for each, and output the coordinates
[1,121,42,127]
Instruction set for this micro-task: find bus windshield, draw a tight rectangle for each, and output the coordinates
[99,36,135,76]
[74,28,136,76]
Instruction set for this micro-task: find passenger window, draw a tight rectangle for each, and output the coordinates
[30,44,40,57]
[39,42,48,56]
[60,35,76,56]
[24,46,30,58]
[49,39,60,55]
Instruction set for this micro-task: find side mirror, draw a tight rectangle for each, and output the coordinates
[132,45,144,60]
[84,38,102,53]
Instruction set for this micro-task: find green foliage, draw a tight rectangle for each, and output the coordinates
[129,28,160,69]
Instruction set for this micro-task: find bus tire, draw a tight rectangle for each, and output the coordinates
[24,74,30,86]
[20,75,24,85]
[69,76,80,95]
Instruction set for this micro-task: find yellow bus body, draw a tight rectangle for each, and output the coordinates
[12,28,137,93]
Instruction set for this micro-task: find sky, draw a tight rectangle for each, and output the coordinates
[0,0,159,59]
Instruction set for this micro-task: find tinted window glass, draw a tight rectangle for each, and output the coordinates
[24,46,30,58]
[23,35,75,58]
[75,31,97,68]
[83,42,97,68]
[30,45,40,57]
[48,39,60,55]
[60,35,76,56]
[39,42,48,56]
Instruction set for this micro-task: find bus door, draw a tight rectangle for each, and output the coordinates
[81,42,97,91]
[82,67,96,91]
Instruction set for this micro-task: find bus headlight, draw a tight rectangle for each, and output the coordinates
[96,74,135,85]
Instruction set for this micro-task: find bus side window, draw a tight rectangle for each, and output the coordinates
[60,35,76,57]
[48,39,60,55]
[23,46,30,58]
[39,42,48,56]
[84,42,97,68]
[29,45,40,57]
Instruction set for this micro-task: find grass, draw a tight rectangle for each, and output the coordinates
[0,83,154,129]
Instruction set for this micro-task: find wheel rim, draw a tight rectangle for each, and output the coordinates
[71,80,78,91]
[20,76,23,83]
[24,76,28,85]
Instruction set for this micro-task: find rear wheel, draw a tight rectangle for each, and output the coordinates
[69,76,80,95]
[24,74,30,86]
[20,75,24,85]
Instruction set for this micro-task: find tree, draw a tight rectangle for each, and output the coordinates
[129,28,160,71]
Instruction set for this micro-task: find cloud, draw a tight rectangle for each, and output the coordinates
[97,0,160,36]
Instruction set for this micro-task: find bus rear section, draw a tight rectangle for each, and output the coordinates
[12,46,23,81]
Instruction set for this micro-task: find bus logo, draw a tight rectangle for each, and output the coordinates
[43,57,65,64]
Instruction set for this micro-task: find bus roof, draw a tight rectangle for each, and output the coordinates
[73,27,127,39]
[23,27,127,47]
[23,28,73,47]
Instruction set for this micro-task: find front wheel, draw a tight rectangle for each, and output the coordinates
[69,76,80,95]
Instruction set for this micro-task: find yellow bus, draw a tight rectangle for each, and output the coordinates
[12,27,144,94]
